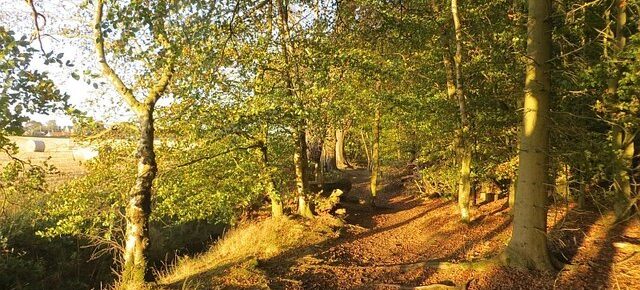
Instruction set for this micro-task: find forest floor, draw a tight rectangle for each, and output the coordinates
[261,168,640,290]
[158,168,640,290]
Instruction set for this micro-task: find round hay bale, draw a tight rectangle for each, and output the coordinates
[25,140,46,152]
[72,147,99,161]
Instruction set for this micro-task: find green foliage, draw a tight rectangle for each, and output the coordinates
[0,27,69,139]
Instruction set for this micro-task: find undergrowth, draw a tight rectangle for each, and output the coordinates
[154,215,343,289]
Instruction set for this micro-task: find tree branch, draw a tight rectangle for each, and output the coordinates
[93,0,144,114]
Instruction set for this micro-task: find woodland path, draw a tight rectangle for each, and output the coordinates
[260,168,640,290]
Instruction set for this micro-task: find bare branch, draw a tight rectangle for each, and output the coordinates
[25,0,46,53]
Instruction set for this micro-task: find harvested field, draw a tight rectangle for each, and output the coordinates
[2,136,89,183]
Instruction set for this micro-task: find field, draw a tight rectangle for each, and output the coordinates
[2,136,88,183]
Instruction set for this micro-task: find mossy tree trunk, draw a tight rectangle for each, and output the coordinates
[295,123,313,218]
[257,135,283,217]
[370,105,381,206]
[503,0,555,271]
[276,0,313,218]
[450,0,472,223]
[122,108,156,283]
[605,0,635,221]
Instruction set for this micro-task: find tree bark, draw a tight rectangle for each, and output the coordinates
[322,125,337,172]
[258,137,283,217]
[336,127,351,169]
[361,130,372,170]
[295,122,313,218]
[503,0,554,271]
[94,1,173,285]
[450,0,472,223]
[122,108,156,283]
[276,0,313,218]
[606,0,635,221]
[370,105,381,206]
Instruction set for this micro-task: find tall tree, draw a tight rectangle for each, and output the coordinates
[606,0,636,220]
[93,0,175,285]
[276,0,313,218]
[503,0,555,271]
[450,0,472,222]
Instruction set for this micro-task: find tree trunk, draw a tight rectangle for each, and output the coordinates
[361,130,372,170]
[276,0,313,218]
[122,108,156,284]
[258,135,283,217]
[606,0,634,221]
[322,126,337,172]
[613,128,635,219]
[295,122,314,218]
[508,180,516,215]
[451,0,472,223]
[336,127,351,169]
[502,0,554,271]
[370,105,381,206]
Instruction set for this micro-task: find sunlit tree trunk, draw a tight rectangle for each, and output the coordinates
[93,1,174,285]
[276,0,313,218]
[606,0,635,220]
[259,3,283,218]
[451,0,472,223]
[294,123,314,218]
[361,130,372,170]
[258,132,283,217]
[121,108,156,283]
[322,125,337,172]
[336,127,351,169]
[370,105,381,206]
[503,0,554,271]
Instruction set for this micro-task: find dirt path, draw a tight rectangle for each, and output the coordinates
[262,169,640,290]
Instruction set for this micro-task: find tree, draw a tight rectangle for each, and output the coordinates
[93,0,176,285]
[502,0,555,271]
[23,120,43,136]
[450,0,472,223]
[605,0,636,220]
[45,119,58,132]
[275,0,313,218]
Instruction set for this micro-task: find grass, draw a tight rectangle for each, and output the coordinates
[154,215,343,290]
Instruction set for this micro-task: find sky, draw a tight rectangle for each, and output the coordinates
[0,0,132,127]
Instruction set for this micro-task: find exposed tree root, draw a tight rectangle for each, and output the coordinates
[298,257,500,272]
[377,279,472,290]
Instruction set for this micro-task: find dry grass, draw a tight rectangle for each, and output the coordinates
[154,216,343,290]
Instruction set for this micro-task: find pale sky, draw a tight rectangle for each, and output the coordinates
[0,0,132,127]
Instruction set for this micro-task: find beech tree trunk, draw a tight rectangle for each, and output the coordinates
[430,0,456,102]
[450,0,472,223]
[336,127,351,169]
[606,0,635,221]
[276,0,313,218]
[503,0,554,271]
[258,137,283,217]
[370,105,381,206]
[361,130,372,170]
[122,108,156,283]
[295,123,313,218]
[322,126,337,172]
